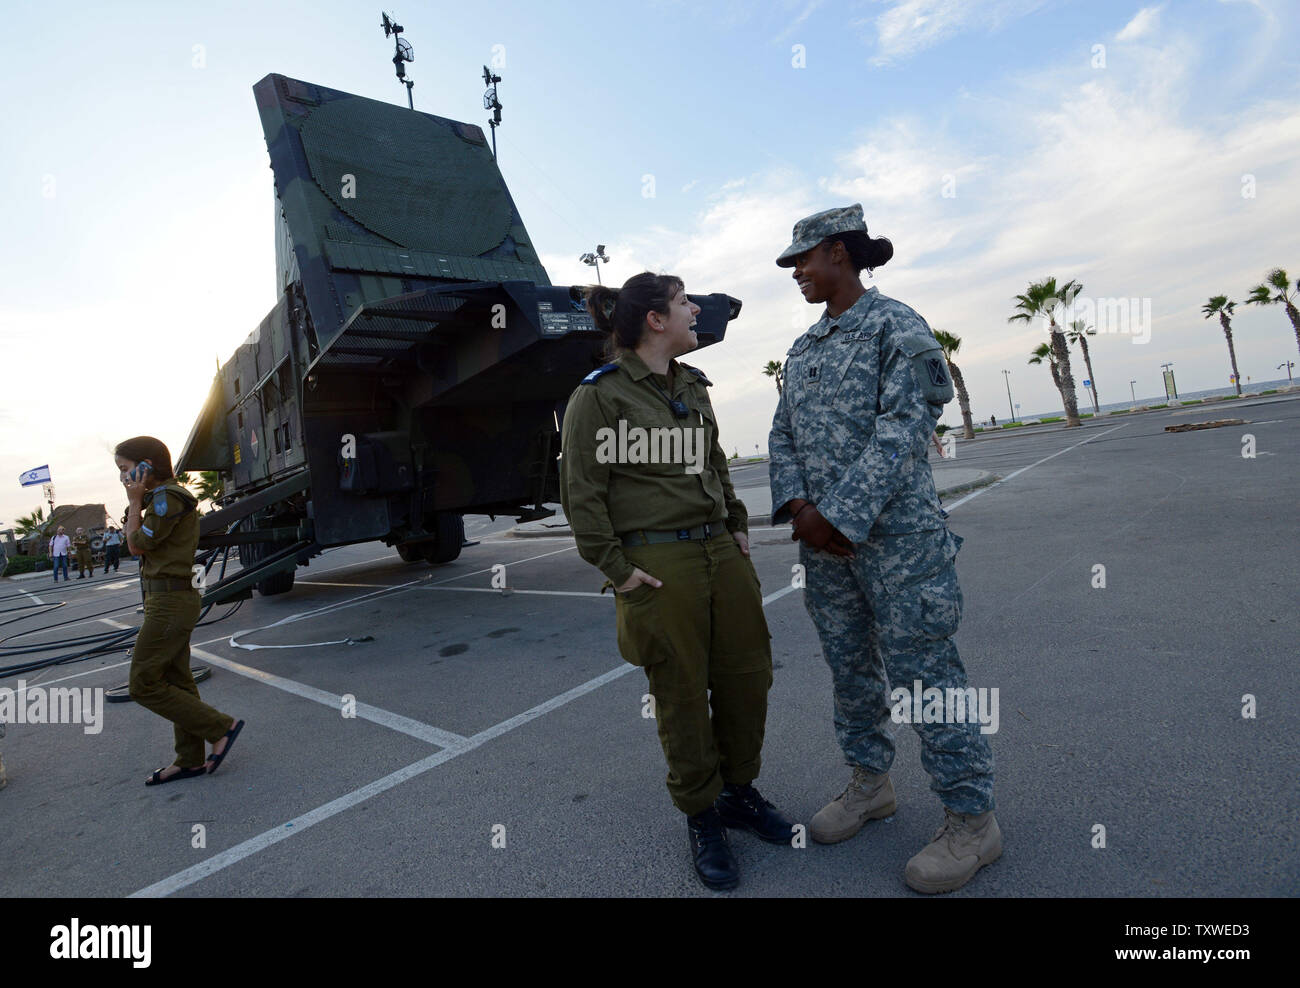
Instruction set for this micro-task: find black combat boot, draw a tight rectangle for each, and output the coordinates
[716,781,796,844]
[686,807,739,891]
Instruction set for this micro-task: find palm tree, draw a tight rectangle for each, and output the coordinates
[762,360,784,396]
[1065,319,1100,414]
[1245,268,1300,359]
[180,471,224,512]
[933,330,975,439]
[1202,296,1242,395]
[14,506,46,538]
[1009,277,1082,426]
[1028,342,1062,397]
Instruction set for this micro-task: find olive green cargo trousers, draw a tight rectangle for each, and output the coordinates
[129,589,232,769]
[615,530,773,816]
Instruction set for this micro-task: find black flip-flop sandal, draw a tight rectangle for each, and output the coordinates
[206,719,245,775]
[145,765,207,786]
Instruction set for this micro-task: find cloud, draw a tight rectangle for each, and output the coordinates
[1117,5,1162,42]
[864,0,1046,64]
[526,23,1300,460]
[770,0,823,43]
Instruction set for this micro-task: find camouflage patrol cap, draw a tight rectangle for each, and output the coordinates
[776,203,869,267]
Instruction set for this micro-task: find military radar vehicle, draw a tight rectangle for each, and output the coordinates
[176,74,740,602]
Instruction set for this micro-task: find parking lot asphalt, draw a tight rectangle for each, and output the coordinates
[1,395,1296,897]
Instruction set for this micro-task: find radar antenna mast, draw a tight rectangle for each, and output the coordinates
[482,65,503,160]
[381,12,416,109]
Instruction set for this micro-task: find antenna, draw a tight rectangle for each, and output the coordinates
[381,11,416,109]
[482,65,503,160]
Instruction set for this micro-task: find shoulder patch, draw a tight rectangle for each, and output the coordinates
[580,363,619,385]
[152,490,168,516]
[679,362,712,386]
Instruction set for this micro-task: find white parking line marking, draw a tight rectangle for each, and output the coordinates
[131,582,792,897]
[945,422,1130,511]
[190,646,468,748]
[226,544,579,651]
[130,662,633,899]
[295,582,390,588]
[6,660,131,688]
[420,587,609,598]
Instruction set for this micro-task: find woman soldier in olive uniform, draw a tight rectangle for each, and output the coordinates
[560,272,792,890]
[115,436,244,785]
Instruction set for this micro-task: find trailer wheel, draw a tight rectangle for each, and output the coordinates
[396,542,423,563]
[424,513,464,564]
[238,522,297,596]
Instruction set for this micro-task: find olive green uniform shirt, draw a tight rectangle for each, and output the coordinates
[560,350,748,588]
[72,535,91,562]
[127,482,200,581]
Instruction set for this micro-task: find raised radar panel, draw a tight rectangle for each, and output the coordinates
[176,71,742,602]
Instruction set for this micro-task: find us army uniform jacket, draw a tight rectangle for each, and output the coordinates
[768,286,954,544]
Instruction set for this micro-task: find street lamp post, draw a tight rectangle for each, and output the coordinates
[1129,379,1137,405]
[1278,361,1295,385]
[1001,369,1016,423]
[580,245,609,285]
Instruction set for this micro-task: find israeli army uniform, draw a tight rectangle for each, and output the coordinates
[127,481,232,769]
[560,349,774,818]
[769,205,997,890]
[73,532,93,578]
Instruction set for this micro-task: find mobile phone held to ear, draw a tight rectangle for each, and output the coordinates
[129,463,153,483]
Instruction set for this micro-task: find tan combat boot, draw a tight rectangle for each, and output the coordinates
[809,766,896,844]
[904,807,1002,893]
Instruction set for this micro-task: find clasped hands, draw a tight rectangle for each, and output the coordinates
[786,499,855,558]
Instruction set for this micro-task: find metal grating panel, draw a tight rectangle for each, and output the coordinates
[299,96,510,255]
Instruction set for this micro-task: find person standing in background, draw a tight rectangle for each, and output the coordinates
[48,526,70,582]
[102,526,122,574]
[73,527,93,579]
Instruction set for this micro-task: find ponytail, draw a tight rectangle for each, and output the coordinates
[584,272,684,359]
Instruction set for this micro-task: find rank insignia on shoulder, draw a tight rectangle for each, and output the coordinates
[581,363,619,385]
[926,357,949,387]
[153,491,168,516]
[679,362,712,386]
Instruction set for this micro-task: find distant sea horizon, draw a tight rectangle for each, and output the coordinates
[970,376,1297,425]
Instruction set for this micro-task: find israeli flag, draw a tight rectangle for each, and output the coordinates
[19,465,51,487]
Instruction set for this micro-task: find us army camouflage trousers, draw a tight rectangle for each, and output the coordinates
[800,527,994,815]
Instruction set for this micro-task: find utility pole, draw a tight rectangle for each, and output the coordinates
[1001,369,1016,422]
[580,246,609,285]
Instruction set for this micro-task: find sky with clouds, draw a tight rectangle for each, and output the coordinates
[3,0,1298,527]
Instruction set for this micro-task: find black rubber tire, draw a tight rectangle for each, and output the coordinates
[238,520,296,596]
[396,542,423,563]
[424,513,465,564]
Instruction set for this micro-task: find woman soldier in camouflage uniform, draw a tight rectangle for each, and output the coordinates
[115,436,244,786]
[560,273,793,891]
